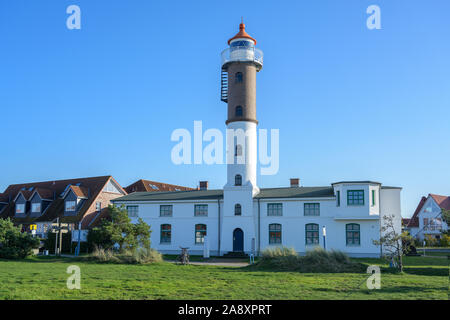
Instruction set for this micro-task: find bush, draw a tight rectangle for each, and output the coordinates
[87,246,162,264]
[88,205,152,253]
[424,235,438,247]
[0,219,40,259]
[439,234,450,247]
[257,246,365,273]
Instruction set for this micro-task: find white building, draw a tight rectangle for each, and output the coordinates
[405,194,449,241]
[113,23,402,258]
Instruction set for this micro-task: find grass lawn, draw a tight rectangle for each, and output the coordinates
[0,255,448,300]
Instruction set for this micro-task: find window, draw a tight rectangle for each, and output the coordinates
[305,224,319,245]
[235,204,242,216]
[371,190,376,206]
[235,72,243,83]
[235,144,242,156]
[16,204,25,214]
[267,203,282,216]
[269,224,282,244]
[65,201,76,212]
[126,205,139,217]
[194,204,208,217]
[160,224,171,244]
[347,190,364,206]
[195,224,207,244]
[304,203,320,216]
[160,205,173,217]
[235,174,242,186]
[235,106,243,117]
[336,191,340,206]
[95,202,101,212]
[346,223,360,246]
[31,203,41,213]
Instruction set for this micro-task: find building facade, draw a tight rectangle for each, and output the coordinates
[113,23,402,258]
[405,194,449,241]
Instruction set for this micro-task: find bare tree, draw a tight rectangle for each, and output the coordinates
[373,214,412,272]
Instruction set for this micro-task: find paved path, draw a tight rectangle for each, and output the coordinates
[167,259,250,267]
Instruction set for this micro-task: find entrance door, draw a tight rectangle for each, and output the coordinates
[233,228,244,252]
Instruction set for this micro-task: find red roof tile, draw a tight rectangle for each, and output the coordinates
[125,179,193,194]
[407,196,427,228]
[0,176,121,227]
[429,194,450,211]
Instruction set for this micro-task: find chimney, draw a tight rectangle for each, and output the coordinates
[290,178,300,188]
[199,181,209,191]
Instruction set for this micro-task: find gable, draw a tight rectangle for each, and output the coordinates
[30,192,42,204]
[103,180,124,194]
[15,193,27,204]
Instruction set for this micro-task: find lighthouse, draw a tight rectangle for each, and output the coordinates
[221,21,263,194]
[221,22,263,255]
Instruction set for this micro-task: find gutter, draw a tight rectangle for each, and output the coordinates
[257,198,261,256]
[217,198,221,256]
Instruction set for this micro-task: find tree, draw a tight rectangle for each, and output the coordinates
[441,209,450,226]
[89,205,152,253]
[373,214,412,272]
[0,218,40,259]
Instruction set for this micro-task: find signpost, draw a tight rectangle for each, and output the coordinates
[51,219,69,256]
[29,224,37,236]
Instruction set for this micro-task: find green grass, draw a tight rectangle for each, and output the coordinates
[0,255,448,300]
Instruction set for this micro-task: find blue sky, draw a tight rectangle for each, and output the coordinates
[0,0,449,217]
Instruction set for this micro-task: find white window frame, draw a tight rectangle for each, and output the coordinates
[65,201,76,212]
[31,202,41,213]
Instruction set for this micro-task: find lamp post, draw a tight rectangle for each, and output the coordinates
[322,226,327,250]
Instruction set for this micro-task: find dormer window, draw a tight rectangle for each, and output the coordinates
[16,204,25,214]
[65,201,76,212]
[31,203,41,213]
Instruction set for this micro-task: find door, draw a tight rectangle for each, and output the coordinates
[233,228,244,252]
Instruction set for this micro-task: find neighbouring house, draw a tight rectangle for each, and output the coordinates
[0,176,127,238]
[111,23,403,258]
[125,179,193,194]
[405,194,449,241]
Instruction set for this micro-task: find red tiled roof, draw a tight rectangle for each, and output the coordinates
[228,22,257,45]
[125,179,193,194]
[407,196,427,228]
[0,176,118,226]
[0,193,8,203]
[429,194,450,211]
[33,187,55,200]
[68,185,89,199]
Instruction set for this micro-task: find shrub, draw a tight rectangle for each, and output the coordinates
[0,219,40,259]
[439,234,450,247]
[257,246,365,273]
[424,235,438,247]
[260,247,300,270]
[87,246,162,264]
[88,205,152,253]
[88,246,119,263]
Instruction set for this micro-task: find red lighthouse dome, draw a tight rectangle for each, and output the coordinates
[228,22,257,45]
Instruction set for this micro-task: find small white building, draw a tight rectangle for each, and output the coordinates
[406,194,449,241]
[113,22,402,258]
